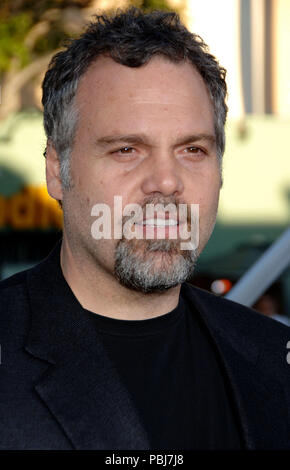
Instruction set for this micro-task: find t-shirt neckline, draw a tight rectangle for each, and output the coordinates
[82,295,185,337]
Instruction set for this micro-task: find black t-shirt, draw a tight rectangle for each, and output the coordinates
[83,291,244,450]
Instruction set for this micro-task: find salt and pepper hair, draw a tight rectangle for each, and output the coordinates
[42,7,228,189]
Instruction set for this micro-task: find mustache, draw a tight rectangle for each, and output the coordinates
[121,196,192,225]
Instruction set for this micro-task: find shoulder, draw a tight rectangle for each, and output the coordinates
[0,268,28,291]
[0,268,33,341]
[0,268,29,309]
[0,240,61,330]
[182,282,290,345]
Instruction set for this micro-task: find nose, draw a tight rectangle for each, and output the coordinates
[141,153,184,197]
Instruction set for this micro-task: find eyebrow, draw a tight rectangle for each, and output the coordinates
[94,133,216,148]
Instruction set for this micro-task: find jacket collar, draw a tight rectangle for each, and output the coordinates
[24,241,290,450]
[24,240,150,450]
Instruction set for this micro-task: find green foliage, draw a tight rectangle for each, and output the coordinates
[0,0,179,75]
[0,0,93,74]
[33,29,71,55]
[139,0,174,11]
[0,13,32,71]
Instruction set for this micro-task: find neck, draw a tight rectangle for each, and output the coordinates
[60,236,181,321]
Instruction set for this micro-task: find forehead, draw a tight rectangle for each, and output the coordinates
[75,55,214,133]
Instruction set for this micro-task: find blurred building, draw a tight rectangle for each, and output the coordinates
[182,0,290,317]
[0,0,289,315]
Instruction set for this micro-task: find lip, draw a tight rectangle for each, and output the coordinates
[136,219,179,226]
[132,220,188,240]
[135,211,181,225]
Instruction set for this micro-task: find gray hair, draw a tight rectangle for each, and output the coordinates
[42,7,228,189]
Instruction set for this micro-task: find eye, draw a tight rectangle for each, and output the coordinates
[116,147,135,154]
[182,146,207,160]
[110,146,137,161]
[185,146,204,154]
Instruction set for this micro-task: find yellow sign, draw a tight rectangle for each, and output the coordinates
[0,185,63,229]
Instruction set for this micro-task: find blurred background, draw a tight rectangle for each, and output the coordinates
[0,0,289,320]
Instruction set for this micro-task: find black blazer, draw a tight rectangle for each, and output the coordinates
[1,241,290,450]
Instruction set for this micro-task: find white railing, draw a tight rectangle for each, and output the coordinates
[225,227,290,307]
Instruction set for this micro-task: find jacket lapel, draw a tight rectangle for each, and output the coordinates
[24,241,150,450]
[182,283,290,450]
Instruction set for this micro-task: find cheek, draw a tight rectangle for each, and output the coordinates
[194,176,220,220]
[72,166,106,206]
[202,187,220,215]
[190,172,220,205]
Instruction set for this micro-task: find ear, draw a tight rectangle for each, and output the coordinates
[45,141,63,201]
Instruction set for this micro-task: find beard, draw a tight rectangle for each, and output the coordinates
[113,195,199,294]
[114,236,198,294]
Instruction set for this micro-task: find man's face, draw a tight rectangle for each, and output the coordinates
[60,55,221,292]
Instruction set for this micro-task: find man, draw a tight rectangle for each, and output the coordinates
[1,8,290,450]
